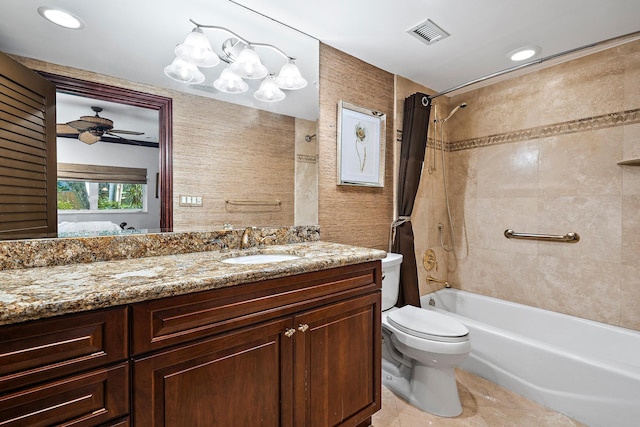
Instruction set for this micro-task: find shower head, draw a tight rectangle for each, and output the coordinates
[442,102,467,122]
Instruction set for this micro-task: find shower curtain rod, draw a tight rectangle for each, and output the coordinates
[427,30,640,100]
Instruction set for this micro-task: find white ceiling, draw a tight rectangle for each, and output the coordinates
[1,0,639,116]
[234,0,640,94]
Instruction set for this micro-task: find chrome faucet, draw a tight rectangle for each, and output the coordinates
[241,226,256,249]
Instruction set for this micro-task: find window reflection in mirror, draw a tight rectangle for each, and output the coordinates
[40,71,174,236]
[55,92,161,234]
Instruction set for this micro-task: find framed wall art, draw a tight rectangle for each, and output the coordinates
[337,100,386,187]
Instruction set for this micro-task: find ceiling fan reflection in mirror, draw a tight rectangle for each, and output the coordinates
[56,106,144,145]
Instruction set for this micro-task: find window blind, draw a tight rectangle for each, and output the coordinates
[58,163,147,184]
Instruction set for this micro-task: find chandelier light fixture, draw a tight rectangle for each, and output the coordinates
[165,19,307,102]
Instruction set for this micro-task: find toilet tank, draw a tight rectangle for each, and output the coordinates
[381,253,403,311]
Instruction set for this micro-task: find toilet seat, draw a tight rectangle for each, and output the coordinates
[387,305,469,343]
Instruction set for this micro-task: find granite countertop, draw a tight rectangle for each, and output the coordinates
[0,241,386,326]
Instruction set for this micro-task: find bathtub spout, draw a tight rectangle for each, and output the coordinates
[427,275,450,288]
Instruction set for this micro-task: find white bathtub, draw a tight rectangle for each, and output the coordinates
[421,288,640,427]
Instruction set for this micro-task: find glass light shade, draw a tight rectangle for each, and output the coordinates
[229,46,268,79]
[274,60,307,90]
[213,68,249,93]
[78,131,100,145]
[175,28,220,67]
[254,75,285,102]
[164,57,205,84]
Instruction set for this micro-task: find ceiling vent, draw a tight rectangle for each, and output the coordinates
[407,19,450,45]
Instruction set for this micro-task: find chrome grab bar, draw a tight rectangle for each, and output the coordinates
[504,229,580,243]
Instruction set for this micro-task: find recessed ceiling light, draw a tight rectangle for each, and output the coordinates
[37,6,84,29]
[507,46,541,62]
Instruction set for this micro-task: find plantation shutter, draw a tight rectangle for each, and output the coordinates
[58,163,148,184]
[0,52,57,239]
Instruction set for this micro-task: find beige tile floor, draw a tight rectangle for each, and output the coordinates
[372,369,587,427]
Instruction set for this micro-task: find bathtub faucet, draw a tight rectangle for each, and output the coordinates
[426,275,450,288]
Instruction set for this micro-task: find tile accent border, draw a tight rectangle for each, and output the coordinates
[396,129,445,150]
[449,108,640,151]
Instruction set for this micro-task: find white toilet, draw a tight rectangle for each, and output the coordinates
[380,253,470,417]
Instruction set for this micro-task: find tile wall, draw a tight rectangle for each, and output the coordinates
[295,117,318,225]
[440,40,640,330]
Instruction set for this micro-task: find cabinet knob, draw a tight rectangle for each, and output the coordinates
[298,323,309,332]
[284,328,296,337]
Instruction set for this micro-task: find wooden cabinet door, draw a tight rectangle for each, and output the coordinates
[293,292,381,427]
[133,318,294,427]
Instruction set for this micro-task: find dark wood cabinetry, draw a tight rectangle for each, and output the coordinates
[0,363,129,426]
[0,261,381,427]
[0,307,128,393]
[0,308,129,426]
[294,293,380,427]
[133,317,294,427]
[132,261,381,427]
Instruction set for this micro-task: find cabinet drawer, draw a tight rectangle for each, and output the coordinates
[104,416,130,427]
[0,307,128,392]
[0,362,129,427]
[131,261,380,355]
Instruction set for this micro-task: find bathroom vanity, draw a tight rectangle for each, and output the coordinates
[0,238,385,427]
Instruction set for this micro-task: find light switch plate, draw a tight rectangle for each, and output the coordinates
[179,195,203,207]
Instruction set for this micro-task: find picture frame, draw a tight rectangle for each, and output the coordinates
[337,100,386,187]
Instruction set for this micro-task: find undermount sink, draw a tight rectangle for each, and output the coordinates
[222,253,301,265]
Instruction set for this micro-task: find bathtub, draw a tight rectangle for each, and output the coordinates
[421,288,640,427]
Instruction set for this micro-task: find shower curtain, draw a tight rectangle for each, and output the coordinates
[392,92,431,307]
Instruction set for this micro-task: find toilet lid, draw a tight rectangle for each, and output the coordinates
[387,305,469,343]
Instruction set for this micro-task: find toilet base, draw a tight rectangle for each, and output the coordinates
[382,361,463,417]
